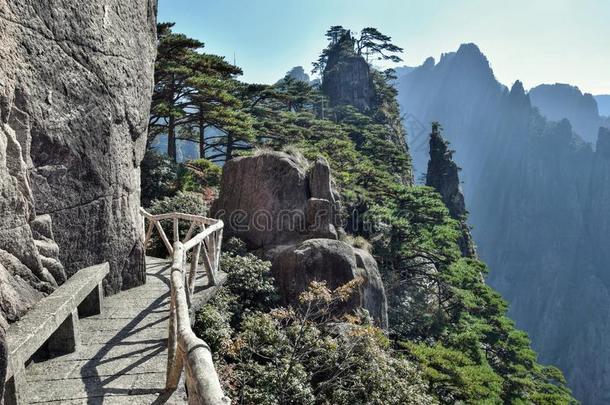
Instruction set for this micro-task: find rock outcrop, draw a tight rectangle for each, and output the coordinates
[321,33,376,112]
[0,121,56,326]
[596,95,610,117]
[270,239,388,327]
[0,327,5,399]
[0,0,157,295]
[425,123,476,258]
[213,151,388,327]
[212,152,341,249]
[284,66,311,83]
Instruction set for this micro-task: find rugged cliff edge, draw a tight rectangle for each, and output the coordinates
[426,123,476,258]
[0,0,157,391]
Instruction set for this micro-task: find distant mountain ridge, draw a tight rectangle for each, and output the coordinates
[396,43,610,404]
[529,83,607,144]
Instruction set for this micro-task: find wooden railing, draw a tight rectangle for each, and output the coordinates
[140,208,229,405]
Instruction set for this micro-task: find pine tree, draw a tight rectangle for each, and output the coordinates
[149,23,255,163]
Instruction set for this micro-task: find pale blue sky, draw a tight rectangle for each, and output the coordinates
[158,0,610,94]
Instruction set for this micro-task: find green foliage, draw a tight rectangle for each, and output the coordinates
[149,22,255,162]
[140,149,179,207]
[148,190,206,217]
[404,341,503,403]
[178,158,222,193]
[195,266,435,405]
[221,253,278,315]
[222,237,248,257]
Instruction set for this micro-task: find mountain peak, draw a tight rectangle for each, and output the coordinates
[456,43,484,57]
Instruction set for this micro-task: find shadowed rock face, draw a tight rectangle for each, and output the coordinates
[0,1,157,298]
[0,1,156,391]
[213,151,388,328]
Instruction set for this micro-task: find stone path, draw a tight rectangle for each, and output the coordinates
[22,257,222,404]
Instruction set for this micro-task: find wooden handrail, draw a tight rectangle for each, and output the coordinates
[140,208,229,404]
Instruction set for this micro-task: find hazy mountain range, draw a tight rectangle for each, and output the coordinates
[395,43,610,404]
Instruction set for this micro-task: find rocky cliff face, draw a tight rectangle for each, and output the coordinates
[0,1,157,301]
[425,123,476,258]
[530,83,607,144]
[212,151,388,328]
[595,95,610,117]
[0,0,156,391]
[396,43,610,404]
[321,35,376,112]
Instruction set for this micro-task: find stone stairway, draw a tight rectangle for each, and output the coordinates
[21,257,222,404]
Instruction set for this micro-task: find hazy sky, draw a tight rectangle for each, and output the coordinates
[158,0,610,94]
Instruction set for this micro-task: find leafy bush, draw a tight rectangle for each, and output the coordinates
[221,253,278,314]
[195,252,277,338]
[179,158,222,192]
[223,237,248,257]
[196,276,435,404]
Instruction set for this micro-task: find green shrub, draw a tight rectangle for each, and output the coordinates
[193,291,234,354]
[140,149,179,207]
[223,237,248,257]
[179,158,222,193]
[221,253,278,317]
[194,252,277,349]
[217,282,435,405]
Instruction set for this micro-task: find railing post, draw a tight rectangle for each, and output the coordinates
[144,219,155,248]
[173,217,179,242]
[215,228,223,274]
[202,239,217,286]
[188,242,201,299]
[184,221,196,243]
[155,221,174,256]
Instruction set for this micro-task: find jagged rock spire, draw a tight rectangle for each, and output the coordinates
[426,123,477,257]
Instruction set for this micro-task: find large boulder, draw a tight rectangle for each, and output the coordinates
[0,0,157,293]
[212,152,340,249]
[213,151,388,327]
[269,239,388,328]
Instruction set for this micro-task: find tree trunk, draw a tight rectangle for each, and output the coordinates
[199,113,205,159]
[168,114,176,162]
[225,133,233,162]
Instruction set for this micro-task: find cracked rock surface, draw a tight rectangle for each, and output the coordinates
[0,0,157,307]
